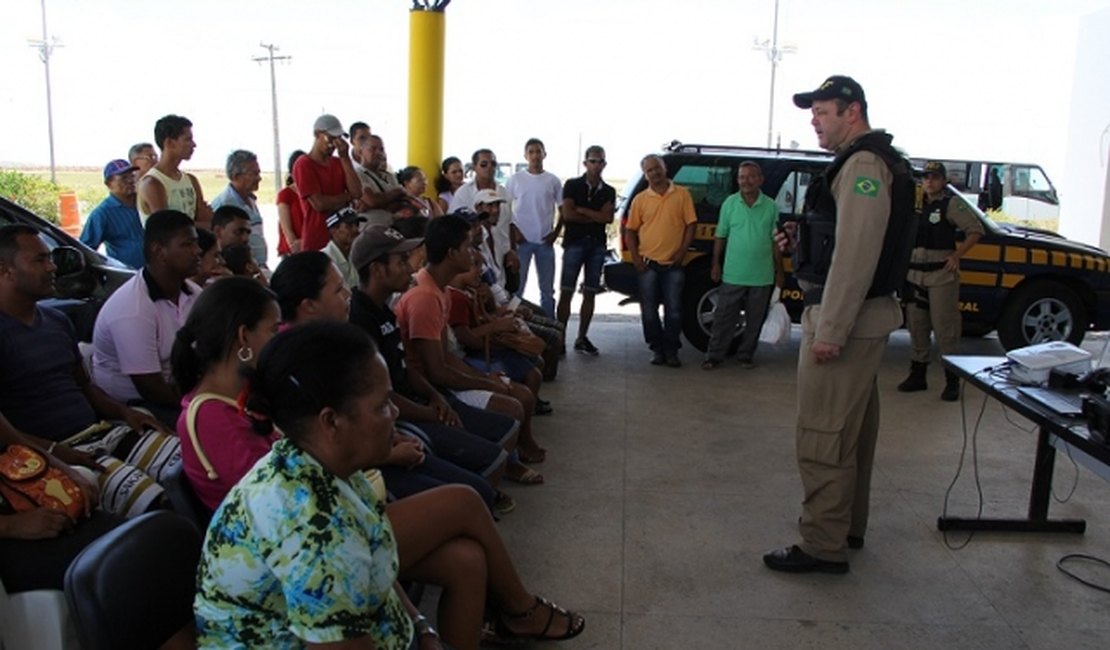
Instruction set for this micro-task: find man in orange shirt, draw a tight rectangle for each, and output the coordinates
[625,154,696,367]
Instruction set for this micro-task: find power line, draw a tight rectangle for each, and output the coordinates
[253,43,291,192]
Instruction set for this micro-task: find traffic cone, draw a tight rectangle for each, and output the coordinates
[59,191,80,236]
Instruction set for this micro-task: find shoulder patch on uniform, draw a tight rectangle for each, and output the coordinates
[955,200,967,212]
[854,176,880,197]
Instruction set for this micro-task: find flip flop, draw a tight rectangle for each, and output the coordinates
[506,466,545,485]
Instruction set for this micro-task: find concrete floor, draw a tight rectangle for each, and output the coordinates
[485,317,1110,649]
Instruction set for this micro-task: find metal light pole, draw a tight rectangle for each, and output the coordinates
[254,43,291,193]
[29,0,60,183]
[753,0,796,149]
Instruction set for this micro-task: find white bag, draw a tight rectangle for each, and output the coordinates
[758,288,791,346]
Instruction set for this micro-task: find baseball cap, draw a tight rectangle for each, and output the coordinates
[350,225,424,271]
[793,75,867,110]
[473,189,506,207]
[922,161,948,178]
[313,114,346,137]
[103,159,138,181]
[449,208,485,224]
[326,207,366,229]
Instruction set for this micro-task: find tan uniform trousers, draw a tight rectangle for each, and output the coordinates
[906,268,961,364]
[796,301,895,562]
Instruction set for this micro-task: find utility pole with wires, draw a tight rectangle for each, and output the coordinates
[753,0,796,149]
[29,0,61,183]
[253,43,291,193]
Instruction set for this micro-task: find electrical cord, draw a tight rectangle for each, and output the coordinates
[941,377,989,550]
[1056,554,1110,594]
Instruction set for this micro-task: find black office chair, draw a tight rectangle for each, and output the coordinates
[162,459,214,533]
[64,511,202,650]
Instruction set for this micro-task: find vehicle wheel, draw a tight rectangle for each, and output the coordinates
[681,270,747,353]
[996,281,1086,350]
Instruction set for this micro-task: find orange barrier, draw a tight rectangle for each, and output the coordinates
[59,191,80,236]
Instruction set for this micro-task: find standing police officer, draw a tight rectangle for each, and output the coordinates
[897,161,984,401]
[764,76,916,574]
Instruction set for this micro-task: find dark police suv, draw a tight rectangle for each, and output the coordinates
[604,141,1110,351]
[1,196,133,340]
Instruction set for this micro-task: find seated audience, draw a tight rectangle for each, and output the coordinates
[211,205,252,252]
[79,159,145,269]
[92,209,201,426]
[194,322,585,649]
[191,229,230,287]
[170,277,282,512]
[396,166,444,218]
[395,215,547,477]
[323,207,365,288]
[0,412,125,593]
[0,224,180,517]
[269,252,505,509]
[220,244,267,286]
[447,247,548,413]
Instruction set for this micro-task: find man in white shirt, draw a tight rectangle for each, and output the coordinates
[322,207,366,288]
[506,138,562,317]
[349,122,414,227]
[450,149,518,281]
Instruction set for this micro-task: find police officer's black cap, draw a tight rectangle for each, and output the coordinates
[922,161,947,178]
[793,75,867,110]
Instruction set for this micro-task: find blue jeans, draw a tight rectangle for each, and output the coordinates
[637,261,685,352]
[516,240,556,318]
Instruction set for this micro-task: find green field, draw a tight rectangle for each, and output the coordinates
[12,168,280,218]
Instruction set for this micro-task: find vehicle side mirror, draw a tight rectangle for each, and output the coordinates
[52,246,86,278]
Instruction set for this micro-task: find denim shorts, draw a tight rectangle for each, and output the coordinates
[561,237,607,293]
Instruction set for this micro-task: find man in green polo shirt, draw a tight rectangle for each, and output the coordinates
[703,161,783,369]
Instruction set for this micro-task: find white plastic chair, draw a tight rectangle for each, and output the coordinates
[0,577,79,650]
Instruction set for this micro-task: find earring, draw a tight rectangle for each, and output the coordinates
[237,346,254,363]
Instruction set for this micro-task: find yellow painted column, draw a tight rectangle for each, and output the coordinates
[408,9,446,199]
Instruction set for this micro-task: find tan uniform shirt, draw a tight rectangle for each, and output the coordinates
[813,132,904,347]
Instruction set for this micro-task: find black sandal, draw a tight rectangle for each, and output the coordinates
[495,595,585,641]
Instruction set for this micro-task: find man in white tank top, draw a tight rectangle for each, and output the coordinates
[138,114,213,230]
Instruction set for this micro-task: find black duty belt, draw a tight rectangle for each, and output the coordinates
[804,287,824,306]
[908,261,946,272]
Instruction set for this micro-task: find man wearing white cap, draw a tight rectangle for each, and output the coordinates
[290,114,363,253]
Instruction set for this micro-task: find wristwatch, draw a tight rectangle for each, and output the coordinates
[412,614,438,638]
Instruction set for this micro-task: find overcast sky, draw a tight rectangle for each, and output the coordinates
[3,0,1109,183]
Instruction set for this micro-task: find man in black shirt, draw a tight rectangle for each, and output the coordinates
[348,226,517,506]
[556,146,615,355]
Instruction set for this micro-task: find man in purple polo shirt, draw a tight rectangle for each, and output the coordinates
[92,209,202,426]
[80,159,145,269]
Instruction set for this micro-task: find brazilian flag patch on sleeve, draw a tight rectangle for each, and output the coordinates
[854,176,880,197]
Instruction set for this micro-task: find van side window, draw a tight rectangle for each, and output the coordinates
[775,170,813,216]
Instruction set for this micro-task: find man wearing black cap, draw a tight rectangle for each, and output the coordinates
[80,159,144,269]
[897,161,983,400]
[764,75,916,574]
[323,207,367,288]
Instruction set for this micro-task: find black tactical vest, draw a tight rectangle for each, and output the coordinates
[914,195,957,250]
[794,131,917,301]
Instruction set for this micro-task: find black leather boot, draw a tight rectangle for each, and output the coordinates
[941,370,960,402]
[897,361,928,392]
